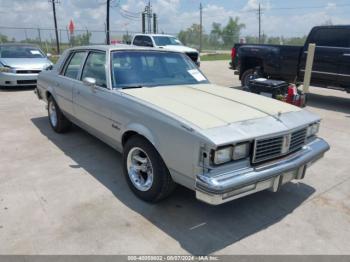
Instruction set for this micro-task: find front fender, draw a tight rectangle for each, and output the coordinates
[123,122,160,150]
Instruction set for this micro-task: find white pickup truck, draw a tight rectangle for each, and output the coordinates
[131,34,200,66]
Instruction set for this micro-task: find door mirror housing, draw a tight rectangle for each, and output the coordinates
[83,77,97,87]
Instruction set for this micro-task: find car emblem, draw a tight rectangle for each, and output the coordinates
[281,134,292,154]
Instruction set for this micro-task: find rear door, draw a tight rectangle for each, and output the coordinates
[300,28,348,87]
[56,51,87,116]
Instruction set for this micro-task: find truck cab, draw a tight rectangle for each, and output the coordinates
[131,34,200,66]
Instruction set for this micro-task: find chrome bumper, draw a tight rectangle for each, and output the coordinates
[195,138,330,205]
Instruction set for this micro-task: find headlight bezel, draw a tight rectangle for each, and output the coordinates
[307,122,320,138]
[0,66,13,73]
[211,142,251,166]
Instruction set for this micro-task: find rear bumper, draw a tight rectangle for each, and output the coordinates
[0,72,38,86]
[195,137,330,205]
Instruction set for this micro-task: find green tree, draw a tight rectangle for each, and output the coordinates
[0,34,9,43]
[222,17,245,47]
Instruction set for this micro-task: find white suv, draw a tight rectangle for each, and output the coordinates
[131,34,200,66]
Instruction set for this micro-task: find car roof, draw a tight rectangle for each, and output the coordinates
[68,44,181,53]
[133,34,175,38]
[0,43,40,48]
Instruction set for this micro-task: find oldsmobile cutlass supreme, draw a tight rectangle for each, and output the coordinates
[35,45,330,205]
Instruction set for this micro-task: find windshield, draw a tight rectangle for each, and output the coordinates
[0,46,45,58]
[153,36,182,46]
[111,51,208,88]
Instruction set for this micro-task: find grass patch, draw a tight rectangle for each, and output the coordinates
[201,53,231,61]
[49,56,60,64]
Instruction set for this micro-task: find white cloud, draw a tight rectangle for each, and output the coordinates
[0,0,350,42]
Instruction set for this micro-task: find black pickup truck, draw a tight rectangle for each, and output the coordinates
[230,25,350,92]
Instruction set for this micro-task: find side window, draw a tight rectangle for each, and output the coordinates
[63,52,86,79]
[313,29,349,48]
[133,36,143,46]
[81,52,107,88]
[143,36,153,47]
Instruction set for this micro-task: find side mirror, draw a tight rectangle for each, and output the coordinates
[46,53,52,57]
[83,77,97,88]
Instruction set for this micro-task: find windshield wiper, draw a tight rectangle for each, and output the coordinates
[120,85,144,89]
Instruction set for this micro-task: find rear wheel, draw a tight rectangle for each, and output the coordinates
[123,136,176,202]
[47,96,71,133]
[241,68,262,88]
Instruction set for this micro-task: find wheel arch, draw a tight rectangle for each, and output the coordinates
[121,123,160,150]
[240,56,264,79]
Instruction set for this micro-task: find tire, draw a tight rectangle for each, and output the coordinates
[123,136,176,202]
[47,96,71,133]
[241,68,261,87]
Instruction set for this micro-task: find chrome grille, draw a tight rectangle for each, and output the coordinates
[252,128,307,164]
[16,70,41,74]
[290,128,307,152]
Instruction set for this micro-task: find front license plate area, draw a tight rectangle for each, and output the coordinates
[281,166,306,185]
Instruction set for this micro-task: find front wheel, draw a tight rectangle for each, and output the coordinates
[123,136,176,202]
[47,96,71,133]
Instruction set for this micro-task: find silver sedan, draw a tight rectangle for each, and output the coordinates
[35,45,329,205]
[0,43,53,87]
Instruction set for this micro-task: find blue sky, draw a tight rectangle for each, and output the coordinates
[1,0,350,42]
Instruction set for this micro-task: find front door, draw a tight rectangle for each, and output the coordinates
[73,51,116,142]
[299,27,348,87]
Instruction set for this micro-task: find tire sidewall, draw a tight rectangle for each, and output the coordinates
[241,69,259,87]
[48,97,59,131]
[123,137,169,202]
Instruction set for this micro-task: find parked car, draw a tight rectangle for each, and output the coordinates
[35,45,329,205]
[230,25,350,92]
[131,34,200,66]
[0,43,53,87]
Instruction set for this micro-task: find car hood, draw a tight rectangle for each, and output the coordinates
[0,58,51,69]
[159,45,198,53]
[122,84,303,130]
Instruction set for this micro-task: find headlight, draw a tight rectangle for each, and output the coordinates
[213,147,233,165]
[307,122,320,137]
[232,143,250,160]
[212,142,251,165]
[0,66,13,73]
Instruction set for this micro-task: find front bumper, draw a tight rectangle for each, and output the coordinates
[0,72,39,86]
[195,138,330,205]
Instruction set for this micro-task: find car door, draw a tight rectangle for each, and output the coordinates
[335,29,350,89]
[55,51,87,116]
[299,28,345,87]
[73,51,116,143]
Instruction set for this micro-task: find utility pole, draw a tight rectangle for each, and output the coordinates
[258,3,262,44]
[199,3,202,52]
[49,0,60,54]
[106,0,110,44]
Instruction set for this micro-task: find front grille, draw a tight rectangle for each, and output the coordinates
[290,128,307,152]
[186,52,198,62]
[252,128,307,164]
[17,80,37,85]
[16,70,41,74]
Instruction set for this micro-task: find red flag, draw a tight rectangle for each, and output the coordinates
[68,20,75,34]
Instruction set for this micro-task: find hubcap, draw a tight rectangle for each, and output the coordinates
[126,147,154,191]
[48,101,58,127]
[244,72,258,87]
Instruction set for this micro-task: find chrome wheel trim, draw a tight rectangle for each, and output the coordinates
[48,100,58,127]
[126,147,154,192]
